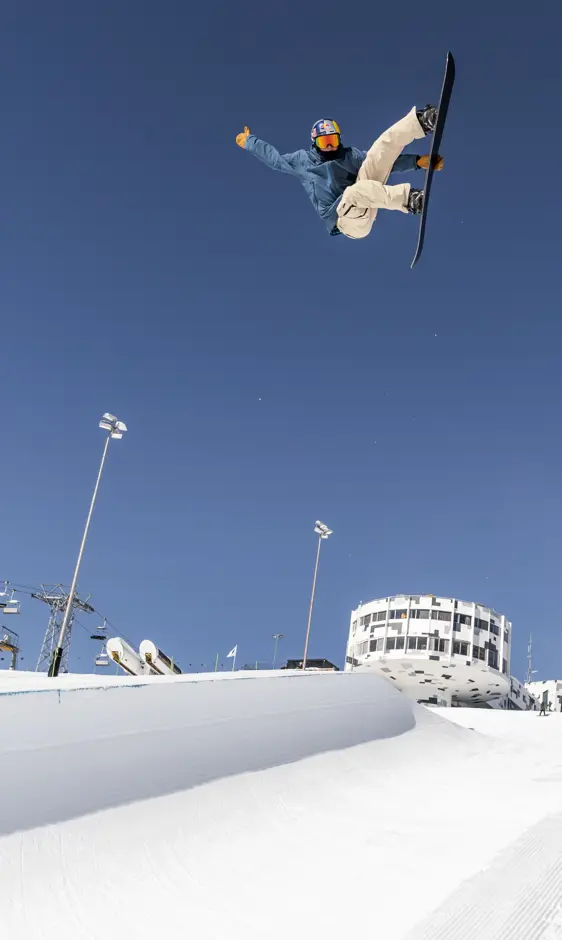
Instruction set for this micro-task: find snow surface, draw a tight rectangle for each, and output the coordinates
[2,669,562,939]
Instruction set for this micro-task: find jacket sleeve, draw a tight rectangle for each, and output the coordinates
[390,154,419,173]
[245,136,301,175]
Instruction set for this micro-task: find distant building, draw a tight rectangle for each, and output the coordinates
[345,594,510,706]
[526,680,562,713]
[283,659,339,672]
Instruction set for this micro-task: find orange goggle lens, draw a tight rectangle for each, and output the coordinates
[315,134,340,151]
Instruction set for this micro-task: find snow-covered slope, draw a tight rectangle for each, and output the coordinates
[1,670,562,939]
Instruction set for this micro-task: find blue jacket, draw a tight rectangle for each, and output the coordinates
[245,136,420,234]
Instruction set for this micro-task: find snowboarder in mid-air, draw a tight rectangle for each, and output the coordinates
[236,106,444,240]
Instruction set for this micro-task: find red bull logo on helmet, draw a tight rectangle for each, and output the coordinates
[311,119,341,139]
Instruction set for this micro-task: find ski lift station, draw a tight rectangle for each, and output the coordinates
[346,594,511,706]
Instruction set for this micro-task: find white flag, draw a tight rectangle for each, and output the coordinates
[227,645,237,658]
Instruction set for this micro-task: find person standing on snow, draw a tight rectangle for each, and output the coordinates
[236,106,444,239]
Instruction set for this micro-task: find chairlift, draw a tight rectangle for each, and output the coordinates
[2,604,20,615]
[1,592,20,615]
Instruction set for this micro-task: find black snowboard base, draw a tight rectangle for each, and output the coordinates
[411,51,456,269]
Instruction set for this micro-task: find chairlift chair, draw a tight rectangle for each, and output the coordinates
[1,592,20,615]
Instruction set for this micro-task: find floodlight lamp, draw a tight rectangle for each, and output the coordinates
[110,419,127,439]
[314,520,333,538]
[99,413,127,439]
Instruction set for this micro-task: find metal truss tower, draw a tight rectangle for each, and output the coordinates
[33,585,94,673]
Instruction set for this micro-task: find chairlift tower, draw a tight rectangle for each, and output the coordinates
[526,634,534,685]
[33,585,94,673]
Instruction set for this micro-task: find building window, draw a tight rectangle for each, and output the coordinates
[472,646,485,661]
[454,613,472,626]
[475,617,488,631]
[453,641,469,656]
[504,629,510,643]
[430,638,449,653]
[407,636,417,650]
[360,614,371,627]
[376,611,387,622]
[352,621,357,635]
[396,636,405,650]
[369,639,377,652]
[389,609,408,620]
[488,649,499,670]
[490,622,500,637]
[431,609,452,622]
[502,658,508,675]
[407,636,427,651]
[376,638,384,651]
[410,608,430,619]
[386,637,396,651]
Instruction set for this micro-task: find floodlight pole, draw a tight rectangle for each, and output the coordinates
[272,633,283,669]
[49,432,112,677]
[302,523,331,671]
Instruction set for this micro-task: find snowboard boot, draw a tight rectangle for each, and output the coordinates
[416,104,438,135]
[407,188,424,215]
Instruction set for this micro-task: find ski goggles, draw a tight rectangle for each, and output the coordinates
[315,133,340,151]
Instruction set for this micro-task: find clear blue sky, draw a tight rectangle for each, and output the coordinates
[1,1,560,678]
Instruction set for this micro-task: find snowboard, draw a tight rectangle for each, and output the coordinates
[411,51,456,269]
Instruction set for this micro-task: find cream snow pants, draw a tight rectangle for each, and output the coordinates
[336,106,426,239]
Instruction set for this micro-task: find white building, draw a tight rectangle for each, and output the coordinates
[345,594,511,706]
[491,675,538,711]
[526,679,562,712]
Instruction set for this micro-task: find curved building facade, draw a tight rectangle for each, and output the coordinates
[345,594,511,706]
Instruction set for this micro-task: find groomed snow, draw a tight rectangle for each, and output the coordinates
[1,669,562,938]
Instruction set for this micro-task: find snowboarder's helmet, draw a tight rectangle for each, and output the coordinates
[311,118,341,151]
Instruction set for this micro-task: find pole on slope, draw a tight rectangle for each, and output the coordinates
[302,521,332,670]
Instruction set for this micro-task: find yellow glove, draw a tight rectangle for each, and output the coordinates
[417,154,444,171]
[236,126,251,148]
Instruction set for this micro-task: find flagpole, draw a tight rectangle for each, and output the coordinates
[232,649,236,672]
